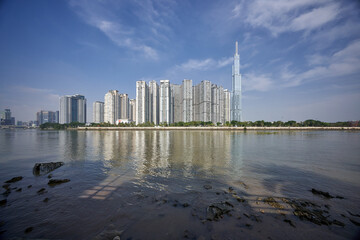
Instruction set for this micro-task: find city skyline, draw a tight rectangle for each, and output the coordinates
[1,0,360,122]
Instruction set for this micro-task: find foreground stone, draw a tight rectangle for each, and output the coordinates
[48,179,70,186]
[4,176,23,183]
[206,202,233,221]
[33,162,64,176]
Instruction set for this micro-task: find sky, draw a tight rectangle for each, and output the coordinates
[0,0,360,123]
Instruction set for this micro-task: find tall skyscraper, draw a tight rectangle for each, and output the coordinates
[136,81,149,124]
[148,80,159,125]
[120,93,129,119]
[93,101,104,123]
[231,41,242,121]
[182,79,193,122]
[224,89,231,123]
[60,94,86,124]
[171,84,182,123]
[211,84,220,123]
[104,90,121,124]
[193,80,212,122]
[36,110,59,125]
[159,80,171,124]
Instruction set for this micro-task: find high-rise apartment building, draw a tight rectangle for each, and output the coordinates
[104,90,121,124]
[182,79,193,123]
[36,110,59,125]
[224,89,231,122]
[171,84,182,123]
[93,101,104,123]
[231,41,242,121]
[193,80,212,122]
[129,99,136,122]
[148,80,159,125]
[136,81,149,124]
[120,93,129,119]
[159,80,171,124]
[211,84,221,123]
[60,94,86,124]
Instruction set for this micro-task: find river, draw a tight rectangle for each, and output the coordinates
[0,129,359,239]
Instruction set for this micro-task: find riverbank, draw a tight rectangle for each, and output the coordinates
[76,126,360,131]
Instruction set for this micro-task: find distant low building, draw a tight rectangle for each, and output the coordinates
[0,109,15,125]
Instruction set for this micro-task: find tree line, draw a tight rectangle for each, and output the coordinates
[40,119,359,129]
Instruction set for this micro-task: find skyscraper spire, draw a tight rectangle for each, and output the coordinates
[235,41,238,56]
[231,41,242,122]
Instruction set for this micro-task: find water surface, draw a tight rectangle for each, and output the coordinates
[0,129,359,239]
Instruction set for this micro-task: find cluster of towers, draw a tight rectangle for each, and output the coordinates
[61,42,242,125]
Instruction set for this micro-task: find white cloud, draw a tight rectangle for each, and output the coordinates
[175,57,234,72]
[232,0,341,36]
[243,73,273,92]
[69,0,176,60]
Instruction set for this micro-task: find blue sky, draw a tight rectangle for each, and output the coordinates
[0,0,360,122]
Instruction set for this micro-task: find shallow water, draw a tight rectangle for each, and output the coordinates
[0,129,359,239]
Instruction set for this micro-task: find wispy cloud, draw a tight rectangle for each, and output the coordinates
[69,0,176,60]
[175,57,234,72]
[232,0,342,36]
[243,73,273,92]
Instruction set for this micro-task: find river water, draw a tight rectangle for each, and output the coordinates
[0,129,359,239]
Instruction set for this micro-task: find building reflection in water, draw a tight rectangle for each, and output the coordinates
[64,130,242,180]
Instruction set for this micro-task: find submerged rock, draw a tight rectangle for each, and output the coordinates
[203,185,212,190]
[37,188,47,195]
[311,188,338,199]
[5,176,23,183]
[2,184,10,189]
[24,227,33,233]
[350,218,360,226]
[263,197,284,209]
[33,162,64,176]
[206,202,233,221]
[281,198,332,225]
[284,219,296,228]
[48,179,70,186]
[0,199,7,206]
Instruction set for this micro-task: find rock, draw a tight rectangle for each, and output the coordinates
[33,162,64,176]
[5,176,23,183]
[233,194,246,203]
[2,189,11,197]
[37,188,47,195]
[203,185,212,190]
[182,203,190,208]
[43,198,49,203]
[25,227,33,233]
[332,220,345,227]
[48,179,70,186]
[310,188,334,199]
[0,199,7,206]
[263,197,284,209]
[16,188,22,192]
[206,202,233,221]
[349,218,360,226]
[113,236,120,240]
[281,198,331,225]
[335,195,344,199]
[2,184,10,189]
[27,185,32,188]
[48,174,53,179]
[284,219,296,227]
[348,211,360,217]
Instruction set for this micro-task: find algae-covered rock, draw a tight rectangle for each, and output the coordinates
[5,176,23,183]
[48,179,70,186]
[33,162,64,176]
